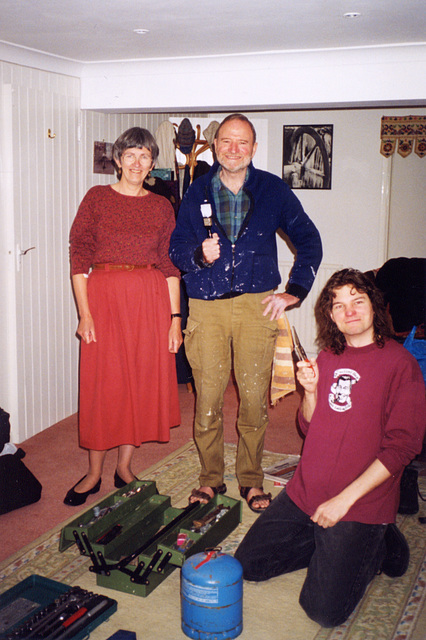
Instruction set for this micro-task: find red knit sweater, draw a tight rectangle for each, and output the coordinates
[70,185,180,279]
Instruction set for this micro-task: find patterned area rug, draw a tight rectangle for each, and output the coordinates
[1,442,425,640]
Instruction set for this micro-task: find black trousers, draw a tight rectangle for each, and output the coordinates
[234,491,386,627]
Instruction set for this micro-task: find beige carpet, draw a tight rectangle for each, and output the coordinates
[1,442,425,640]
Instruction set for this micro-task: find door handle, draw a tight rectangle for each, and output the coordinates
[16,244,36,271]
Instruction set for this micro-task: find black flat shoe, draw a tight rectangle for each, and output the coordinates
[114,470,138,489]
[63,475,101,506]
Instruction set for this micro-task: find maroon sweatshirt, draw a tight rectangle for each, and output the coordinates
[286,339,426,524]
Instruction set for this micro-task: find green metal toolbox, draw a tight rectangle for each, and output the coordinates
[59,480,242,598]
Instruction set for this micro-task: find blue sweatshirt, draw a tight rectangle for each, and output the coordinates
[169,162,322,301]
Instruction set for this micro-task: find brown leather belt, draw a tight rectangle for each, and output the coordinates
[92,263,155,271]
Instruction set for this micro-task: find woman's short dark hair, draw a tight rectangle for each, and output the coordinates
[214,113,257,144]
[315,268,394,354]
[112,127,159,167]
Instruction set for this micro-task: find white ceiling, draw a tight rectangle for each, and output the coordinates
[1,0,425,63]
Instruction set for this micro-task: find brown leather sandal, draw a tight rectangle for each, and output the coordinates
[189,483,227,504]
[239,486,272,513]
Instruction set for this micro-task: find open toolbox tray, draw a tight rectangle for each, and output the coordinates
[59,480,242,597]
[0,574,117,639]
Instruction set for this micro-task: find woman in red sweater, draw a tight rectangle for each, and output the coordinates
[64,127,182,506]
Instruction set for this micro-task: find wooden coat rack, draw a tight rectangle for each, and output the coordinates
[173,123,213,184]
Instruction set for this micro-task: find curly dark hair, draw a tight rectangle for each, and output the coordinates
[315,268,394,354]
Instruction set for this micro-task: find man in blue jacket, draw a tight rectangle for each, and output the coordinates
[169,113,322,511]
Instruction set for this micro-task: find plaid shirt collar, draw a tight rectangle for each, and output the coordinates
[211,166,250,243]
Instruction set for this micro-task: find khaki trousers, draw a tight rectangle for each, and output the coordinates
[184,292,278,488]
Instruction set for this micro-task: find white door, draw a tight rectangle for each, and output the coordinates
[0,84,19,437]
[1,83,80,442]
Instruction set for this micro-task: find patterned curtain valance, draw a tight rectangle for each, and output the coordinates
[380,116,426,158]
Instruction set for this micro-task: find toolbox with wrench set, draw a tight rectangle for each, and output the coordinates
[0,575,117,639]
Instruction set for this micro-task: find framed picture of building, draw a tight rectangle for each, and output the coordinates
[283,125,333,189]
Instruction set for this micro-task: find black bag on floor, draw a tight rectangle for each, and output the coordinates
[0,407,42,515]
[397,464,426,515]
[0,406,11,452]
[0,447,42,515]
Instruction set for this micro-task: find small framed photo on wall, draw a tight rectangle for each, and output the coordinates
[283,125,333,189]
[93,141,115,175]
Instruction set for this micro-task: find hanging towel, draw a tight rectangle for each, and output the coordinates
[155,121,176,170]
[270,313,296,405]
[203,120,220,151]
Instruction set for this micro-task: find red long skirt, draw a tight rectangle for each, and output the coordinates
[78,268,180,450]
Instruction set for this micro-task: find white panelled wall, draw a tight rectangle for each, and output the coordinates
[13,85,80,441]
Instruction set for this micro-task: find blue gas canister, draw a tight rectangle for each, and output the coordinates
[181,548,243,639]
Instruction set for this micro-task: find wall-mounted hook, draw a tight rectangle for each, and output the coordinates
[47,128,56,139]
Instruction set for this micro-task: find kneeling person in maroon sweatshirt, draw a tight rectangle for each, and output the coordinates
[235,268,426,628]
